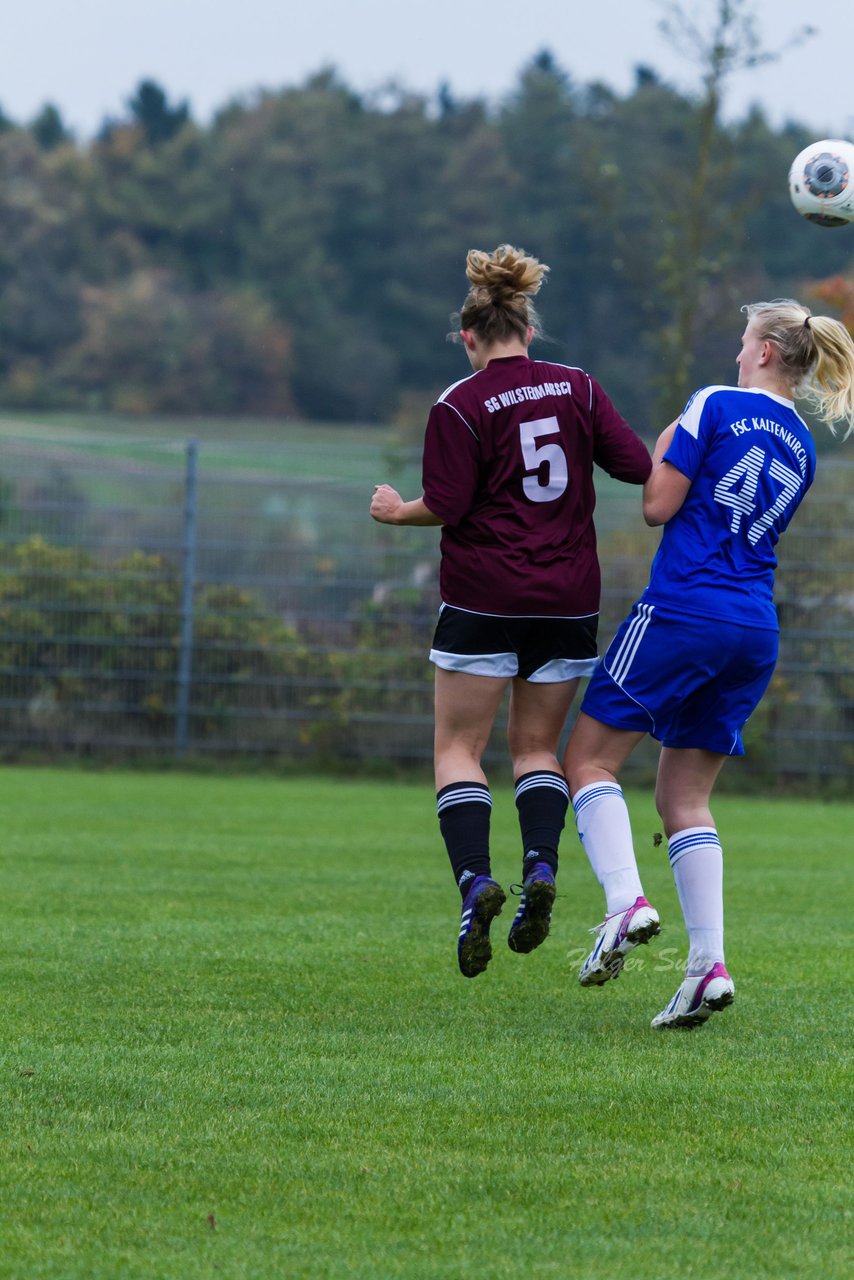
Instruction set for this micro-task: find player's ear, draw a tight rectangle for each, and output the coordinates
[460,330,476,353]
[759,340,773,366]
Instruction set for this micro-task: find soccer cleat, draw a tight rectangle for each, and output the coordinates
[578,895,660,987]
[507,862,556,954]
[650,962,735,1030]
[457,875,506,978]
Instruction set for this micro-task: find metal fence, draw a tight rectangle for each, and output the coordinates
[0,425,852,783]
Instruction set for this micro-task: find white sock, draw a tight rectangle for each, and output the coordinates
[668,828,725,975]
[572,781,644,915]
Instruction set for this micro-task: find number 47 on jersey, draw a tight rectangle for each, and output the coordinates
[714,444,802,545]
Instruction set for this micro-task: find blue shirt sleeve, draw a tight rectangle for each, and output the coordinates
[662,387,717,481]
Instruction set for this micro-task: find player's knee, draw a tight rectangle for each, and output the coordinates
[654,785,684,835]
[656,793,715,838]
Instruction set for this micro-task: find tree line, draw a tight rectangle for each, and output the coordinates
[1,55,852,432]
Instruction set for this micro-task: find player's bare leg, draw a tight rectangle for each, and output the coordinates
[654,746,726,836]
[433,668,508,793]
[507,677,578,781]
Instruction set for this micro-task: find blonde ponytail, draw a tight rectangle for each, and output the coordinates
[744,299,854,437]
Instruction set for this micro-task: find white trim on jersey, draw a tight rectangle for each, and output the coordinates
[441,400,478,439]
[680,384,804,440]
[439,600,598,622]
[434,370,481,439]
[436,370,479,402]
[680,386,733,438]
[533,360,584,373]
[742,386,797,410]
[606,603,655,685]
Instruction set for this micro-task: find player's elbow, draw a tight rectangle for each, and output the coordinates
[642,463,691,526]
[642,494,668,526]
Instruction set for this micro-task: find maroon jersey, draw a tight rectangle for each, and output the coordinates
[421,355,651,617]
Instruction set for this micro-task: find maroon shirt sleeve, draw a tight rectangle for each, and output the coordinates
[589,377,652,482]
[421,400,481,525]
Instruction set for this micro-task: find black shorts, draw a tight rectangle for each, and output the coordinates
[429,604,599,683]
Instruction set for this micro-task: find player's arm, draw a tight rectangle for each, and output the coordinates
[589,378,652,483]
[370,485,444,526]
[418,400,480,525]
[642,420,692,526]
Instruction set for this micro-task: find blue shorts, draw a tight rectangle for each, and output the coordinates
[580,603,778,755]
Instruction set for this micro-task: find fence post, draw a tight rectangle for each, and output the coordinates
[176,439,199,757]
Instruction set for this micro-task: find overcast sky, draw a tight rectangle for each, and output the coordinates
[2,0,852,140]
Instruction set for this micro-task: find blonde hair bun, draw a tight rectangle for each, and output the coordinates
[456,244,549,345]
[465,245,548,302]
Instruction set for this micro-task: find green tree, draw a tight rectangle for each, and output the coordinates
[85,114,227,287]
[127,79,191,146]
[59,269,295,414]
[0,130,86,404]
[498,52,589,354]
[2,47,853,425]
[210,70,404,419]
[30,103,72,151]
[652,0,815,412]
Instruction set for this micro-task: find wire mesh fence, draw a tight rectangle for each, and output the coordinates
[0,426,852,783]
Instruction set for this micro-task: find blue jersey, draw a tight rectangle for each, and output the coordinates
[642,385,816,630]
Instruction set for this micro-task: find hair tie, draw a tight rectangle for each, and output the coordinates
[803,314,812,330]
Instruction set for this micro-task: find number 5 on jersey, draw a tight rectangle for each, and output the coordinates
[519,417,569,503]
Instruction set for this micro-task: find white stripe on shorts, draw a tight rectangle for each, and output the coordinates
[528,656,599,683]
[607,604,654,686]
[429,649,518,677]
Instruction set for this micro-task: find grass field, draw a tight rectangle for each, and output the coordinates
[0,411,396,483]
[2,768,851,1279]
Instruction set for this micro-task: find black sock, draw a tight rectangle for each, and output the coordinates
[437,781,492,897]
[514,771,569,878]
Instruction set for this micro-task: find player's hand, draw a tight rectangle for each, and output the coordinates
[370,484,404,524]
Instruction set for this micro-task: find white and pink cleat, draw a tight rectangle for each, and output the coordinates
[651,962,735,1029]
[578,895,661,987]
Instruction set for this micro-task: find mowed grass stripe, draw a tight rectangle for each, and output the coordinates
[1,769,850,1279]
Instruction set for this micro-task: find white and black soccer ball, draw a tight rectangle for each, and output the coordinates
[788,138,854,227]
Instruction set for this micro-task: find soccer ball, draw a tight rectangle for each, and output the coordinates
[788,139,854,227]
